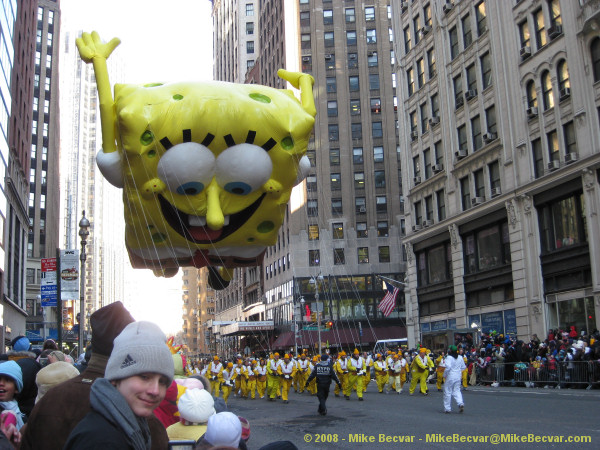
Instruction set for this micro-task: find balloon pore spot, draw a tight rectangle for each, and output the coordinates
[173,94,184,100]
[249,93,271,103]
[257,221,275,233]
[144,83,163,87]
[281,136,294,150]
[247,237,255,242]
[151,232,167,243]
[147,149,157,158]
[141,130,154,146]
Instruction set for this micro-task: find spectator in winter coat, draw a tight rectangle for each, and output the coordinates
[64,321,174,449]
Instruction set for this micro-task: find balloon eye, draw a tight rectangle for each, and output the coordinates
[224,182,252,195]
[176,182,205,196]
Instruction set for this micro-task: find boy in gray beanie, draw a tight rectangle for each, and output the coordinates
[64,321,174,450]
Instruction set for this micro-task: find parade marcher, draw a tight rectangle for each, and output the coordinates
[307,356,318,395]
[373,354,388,393]
[305,354,342,416]
[436,351,446,392]
[234,359,246,398]
[256,358,267,399]
[292,355,301,393]
[459,347,469,390]
[64,321,175,449]
[443,345,466,414]
[296,353,310,393]
[207,356,224,397]
[220,362,236,404]
[363,352,373,391]
[268,353,282,401]
[334,351,348,397]
[409,348,429,395]
[278,354,296,404]
[386,353,404,394]
[246,360,257,399]
[345,349,366,401]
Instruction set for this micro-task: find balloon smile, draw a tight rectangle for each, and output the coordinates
[158,194,266,244]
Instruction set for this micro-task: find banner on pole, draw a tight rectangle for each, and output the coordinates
[60,250,80,300]
[41,258,57,307]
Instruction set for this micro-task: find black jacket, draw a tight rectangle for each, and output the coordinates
[64,410,133,449]
[307,361,341,387]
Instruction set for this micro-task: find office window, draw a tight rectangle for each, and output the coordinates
[471,115,482,151]
[460,177,471,210]
[431,93,439,118]
[356,197,366,214]
[331,173,341,190]
[532,138,544,178]
[542,70,554,110]
[374,170,386,188]
[246,3,254,16]
[346,8,356,23]
[326,77,337,93]
[372,122,383,138]
[466,64,477,92]
[414,15,422,45]
[348,52,358,69]
[417,58,425,88]
[323,9,333,25]
[410,111,418,134]
[526,80,537,108]
[485,105,497,135]
[453,74,463,107]
[476,1,487,35]
[247,60,255,70]
[366,29,377,44]
[519,20,530,48]
[306,175,317,192]
[413,155,421,178]
[327,100,338,117]
[332,198,343,215]
[354,172,365,189]
[347,30,357,46]
[373,146,384,162]
[358,248,369,264]
[457,125,468,151]
[547,130,559,162]
[306,150,316,167]
[423,149,432,179]
[557,59,570,92]
[407,67,415,96]
[300,11,310,27]
[309,250,320,266]
[489,160,500,191]
[592,38,600,82]
[436,189,446,221]
[350,99,361,115]
[332,223,344,239]
[352,123,363,140]
[414,200,422,225]
[324,31,334,47]
[302,55,312,72]
[462,14,472,48]
[367,51,378,67]
[246,41,254,53]
[349,75,360,91]
[328,124,339,141]
[391,49,395,66]
[308,224,319,240]
[534,9,547,49]
[377,221,389,237]
[376,195,387,213]
[389,27,394,42]
[334,248,345,265]
[370,98,381,114]
[420,103,429,133]
[308,199,318,216]
[378,246,390,263]
[246,22,254,35]
[425,195,434,221]
[365,6,375,21]
[330,148,340,166]
[449,27,459,59]
[481,52,492,89]
[563,121,577,155]
[356,222,368,238]
[427,48,436,78]
[424,3,432,27]
[474,169,485,198]
[353,147,364,164]
[404,26,412,54]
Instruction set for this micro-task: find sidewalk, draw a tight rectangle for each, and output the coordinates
[461,384,600,396]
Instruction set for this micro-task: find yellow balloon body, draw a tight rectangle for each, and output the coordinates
[110,80,315,273]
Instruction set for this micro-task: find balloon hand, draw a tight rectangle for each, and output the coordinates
[76,31,120,63]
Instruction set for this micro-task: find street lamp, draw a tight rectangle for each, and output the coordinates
[293,296,305,355]
[309,274,324,355]
[79,211,90,357]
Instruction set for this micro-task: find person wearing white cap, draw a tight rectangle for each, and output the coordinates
[166,388,215,441]
[197,411,242,449]
[64,321,175,450]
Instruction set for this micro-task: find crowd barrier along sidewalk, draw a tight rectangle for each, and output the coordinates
[470,360,600,389]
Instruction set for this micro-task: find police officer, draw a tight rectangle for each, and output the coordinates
[305,354,342,416]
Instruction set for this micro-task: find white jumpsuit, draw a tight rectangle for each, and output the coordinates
[443,354,466,412]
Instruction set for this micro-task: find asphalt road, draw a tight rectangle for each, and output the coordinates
[224,383,600,449]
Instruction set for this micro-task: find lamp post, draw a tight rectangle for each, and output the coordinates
[79,211,90,357]
[293,297,305,355]
[309,274,324,355]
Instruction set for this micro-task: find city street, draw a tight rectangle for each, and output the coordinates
[225,384,600,449]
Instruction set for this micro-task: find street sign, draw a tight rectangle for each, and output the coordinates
[41,258,57,307]
[311,302,323,312]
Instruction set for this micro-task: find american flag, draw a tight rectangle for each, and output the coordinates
[378,281,399,317]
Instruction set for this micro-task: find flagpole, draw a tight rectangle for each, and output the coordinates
[375,274,407,289]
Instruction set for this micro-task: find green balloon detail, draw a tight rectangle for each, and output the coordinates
[249,93,271,103]
[247,237,255,242]
[147,149,157,158]
[173,94,184,100]
[257,221,275,233]
[151,232,167,243]
[140,130,154,146]
[144,82,163,87]
[281,136,294,150]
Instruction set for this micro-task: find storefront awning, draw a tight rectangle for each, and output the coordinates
[220,320,274,336]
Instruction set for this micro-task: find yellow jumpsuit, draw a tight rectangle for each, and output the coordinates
[268,358,282,400]
[400,357,408,389]
[334,357,349,396]
[246,364,257,399]
[386,358,403,393]
[234,364,246,397]
[292,358,301,392]
[461,355,468,388]
[374,359,389,393]
[346,356,366,399]
[364,354,374,390]
[296,357,310,393]
[436,355,446,390]
[307,360,318,394]
[256,363,267,398]
[409,354,429,394]
[220,368,236,403]
[207,361,224,397]
[278,360,297,402]
[386,356,395,390]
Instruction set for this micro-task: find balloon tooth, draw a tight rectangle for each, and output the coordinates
[189,215,206,227]
[223,215,230,226]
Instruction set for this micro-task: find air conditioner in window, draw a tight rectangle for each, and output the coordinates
[420,25,432,36]
[471,197,485,206]
[491,187,502,197]
[412,224,422,231]
[455,95,464,108]
[429,116,440,126]
[465,89,478,100]
[455,148,468,160]
[325,54,333,60]
[483,132,497,144]
[432,164,444,174]
[443,2,454,14]
[564,152,578,164]
[413,176,422,185]
[422,219,433,227]
[559,87,571,101]
[358,206,367,213]
[547,160,560,171]
[410,131,419,141]
[548,24,563,40]
[367,51,375,57]
[401,1,408,12]
[526,106,538,118]
[520,46,531,60]
[302,56,311,62]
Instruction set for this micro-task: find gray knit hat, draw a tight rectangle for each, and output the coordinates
[104,321,174,383]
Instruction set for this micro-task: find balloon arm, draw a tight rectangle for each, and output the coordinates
[277,69,316,117]
[76,32,121,153]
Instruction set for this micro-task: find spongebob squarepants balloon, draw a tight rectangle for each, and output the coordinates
[76,32,315,289]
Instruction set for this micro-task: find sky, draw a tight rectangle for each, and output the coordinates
[61,0,214,334]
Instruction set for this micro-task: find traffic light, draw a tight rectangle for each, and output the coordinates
[310,312,317,322]
[325,321,333,330]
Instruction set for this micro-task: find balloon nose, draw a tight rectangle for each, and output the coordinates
[206,181,224,230]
